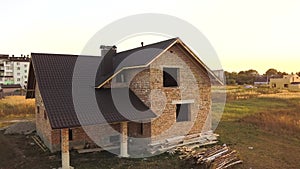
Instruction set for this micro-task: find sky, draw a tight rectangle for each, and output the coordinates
[0,0,299,74]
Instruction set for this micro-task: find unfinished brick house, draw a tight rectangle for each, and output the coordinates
[26,37,222,168]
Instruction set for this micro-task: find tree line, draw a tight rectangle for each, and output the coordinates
[225,68,300,85]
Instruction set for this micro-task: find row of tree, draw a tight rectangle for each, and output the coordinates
[225,68,300,85]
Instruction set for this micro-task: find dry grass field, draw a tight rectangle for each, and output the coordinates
[0,96,35,127]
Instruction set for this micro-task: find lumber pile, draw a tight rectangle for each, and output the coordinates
[32,135,48,152]
[148,131,218,154]
[168,145,242,169]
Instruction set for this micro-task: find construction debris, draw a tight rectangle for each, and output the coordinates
[168,144,242,169]
[4,121,36,135]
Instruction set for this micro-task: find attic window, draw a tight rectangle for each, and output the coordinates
[163,68,179,87]
[116,73,126,83]
[176,104,191,122]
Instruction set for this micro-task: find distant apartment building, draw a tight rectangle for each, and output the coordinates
[0,54,30,88]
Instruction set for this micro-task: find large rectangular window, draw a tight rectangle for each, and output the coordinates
[163,68,179,87]
[176,104,191,122]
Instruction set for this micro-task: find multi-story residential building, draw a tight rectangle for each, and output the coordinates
[0,54,30,88]
[11,55,30,88]
[0,55,14,85]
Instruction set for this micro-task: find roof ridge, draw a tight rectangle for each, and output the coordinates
[31,52,79,57]
[116,37,178,55]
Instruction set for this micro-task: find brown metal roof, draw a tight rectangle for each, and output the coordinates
[27,53,156,129]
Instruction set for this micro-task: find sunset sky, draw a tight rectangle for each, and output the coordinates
[1,0,299,74]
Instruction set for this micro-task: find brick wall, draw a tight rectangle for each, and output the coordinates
[104,44,212,142]
[35,83,54,151]
[148,44,211,141]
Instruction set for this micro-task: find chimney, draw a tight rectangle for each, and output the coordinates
[141,42,144,47]
[100,45,113,56]
[100,45,117,75]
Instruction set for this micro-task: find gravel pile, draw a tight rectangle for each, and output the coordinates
[4,122,36,135]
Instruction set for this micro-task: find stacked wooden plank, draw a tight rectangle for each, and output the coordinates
[32,135,48,152]
[148,131,218,154]
[168,145,242,169]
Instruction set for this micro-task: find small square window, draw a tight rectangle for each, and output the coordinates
[17,67,20,70]
[176,104,191,122]
[163,68,179,87]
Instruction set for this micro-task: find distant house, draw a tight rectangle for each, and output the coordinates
[0,84,22,96]
[254,76,269,86]
[269,74,300,90]
[26,38,222,168]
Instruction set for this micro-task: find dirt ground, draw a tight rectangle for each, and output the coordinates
[0,131,58,169]
[0,131,197,169]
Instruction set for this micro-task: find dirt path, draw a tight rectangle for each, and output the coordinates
[0,131,60,169]
[0,119,34,123]
[0,132,24,169]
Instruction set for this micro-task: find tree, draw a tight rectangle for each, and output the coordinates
[245,69,259,76]
[236,69,259,85]
[225,71,237,85]
[265,68,278,77]
[225,69,260,85]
